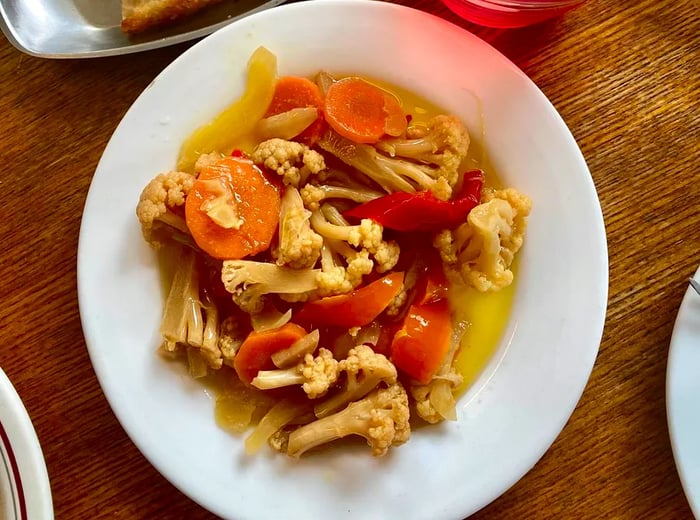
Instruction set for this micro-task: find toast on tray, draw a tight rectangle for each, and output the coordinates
[121,0,225,33]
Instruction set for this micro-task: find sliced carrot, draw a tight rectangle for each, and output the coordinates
[264,76,326,145]
[324,77,407,144]
[234,323,308,384]
[295,272,404,328]
[390,300,452,385]
[185,155,280,260]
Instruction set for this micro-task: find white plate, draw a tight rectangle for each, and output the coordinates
[77,1,608,518]
[0,369,53,520]
[667,266,700,518]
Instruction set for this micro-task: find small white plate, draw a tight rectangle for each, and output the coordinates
[0,369,53,520]
[77,1,608,518]
[667,266,700,518]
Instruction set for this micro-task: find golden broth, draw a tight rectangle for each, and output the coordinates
[450,275,515,395]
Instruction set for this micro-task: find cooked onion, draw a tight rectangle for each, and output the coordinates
[271,329,320,368]
[250,307,292,333]
[256,107,318,140]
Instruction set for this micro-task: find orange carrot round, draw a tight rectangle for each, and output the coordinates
[185,155,280,260]
[234,323,308,383]
[265,76,326,145]
[324,77,407,144]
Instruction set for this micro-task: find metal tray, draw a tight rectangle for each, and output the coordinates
[0,0,287,58]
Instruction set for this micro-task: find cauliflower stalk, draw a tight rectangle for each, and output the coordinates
[274,186,323,269]
[160,247,223,370]
[434,188,532,292]
[251,348,339,398]
[287,382,410,457]
[251,138,326,188]
[300,182,382,212]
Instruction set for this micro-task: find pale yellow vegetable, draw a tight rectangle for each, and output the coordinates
[177,46,278,172]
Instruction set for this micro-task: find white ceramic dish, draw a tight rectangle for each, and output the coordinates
[0,369,53,520]
[667,266,700,519]
[0,0,285,58]
[77,1,608,518]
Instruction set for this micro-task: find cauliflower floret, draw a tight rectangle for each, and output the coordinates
[385,284,408,317]
[315,244,374,298]
[287,382,410,457]
[251,348,340,399]
[434,188,531,292]
[274,186,323,269]
[433,228,459,265]
[315,264,354,297]
[136,171,195,248]
[314,344,398,418]
[221,260,321,314]
[318,115,469,200]
[193,152,224,175]
[378,114,470,191]
[251,138,326,187]
[311,204,400,275]
[218,315,245,367]
[409,370,463,424]
[372,239,401,274]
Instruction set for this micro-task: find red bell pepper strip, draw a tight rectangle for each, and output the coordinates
[344,169,484,231]
[295,272,404,329]
[414,252,449,306]
[390,299,452,384]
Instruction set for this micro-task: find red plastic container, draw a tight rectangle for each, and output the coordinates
[440,0,586,28]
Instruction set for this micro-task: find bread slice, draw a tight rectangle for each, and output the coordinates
[121,0,225,33]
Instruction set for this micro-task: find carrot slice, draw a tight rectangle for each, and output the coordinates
[295,272,405,328]
[185,155,280,260]
[234,323,308,384]
[264,76,326,145]
[390,300,452,385]
[324,77,407,144]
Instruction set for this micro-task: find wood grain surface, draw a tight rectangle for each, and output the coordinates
[1,0,698,518]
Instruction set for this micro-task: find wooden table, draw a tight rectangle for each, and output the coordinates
[1,0,698,517]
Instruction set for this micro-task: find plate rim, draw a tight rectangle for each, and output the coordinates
[77,1,609,518]
[0,368,53,520]
[666,265,700,518]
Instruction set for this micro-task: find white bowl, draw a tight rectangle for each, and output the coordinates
[77,1,608,518]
